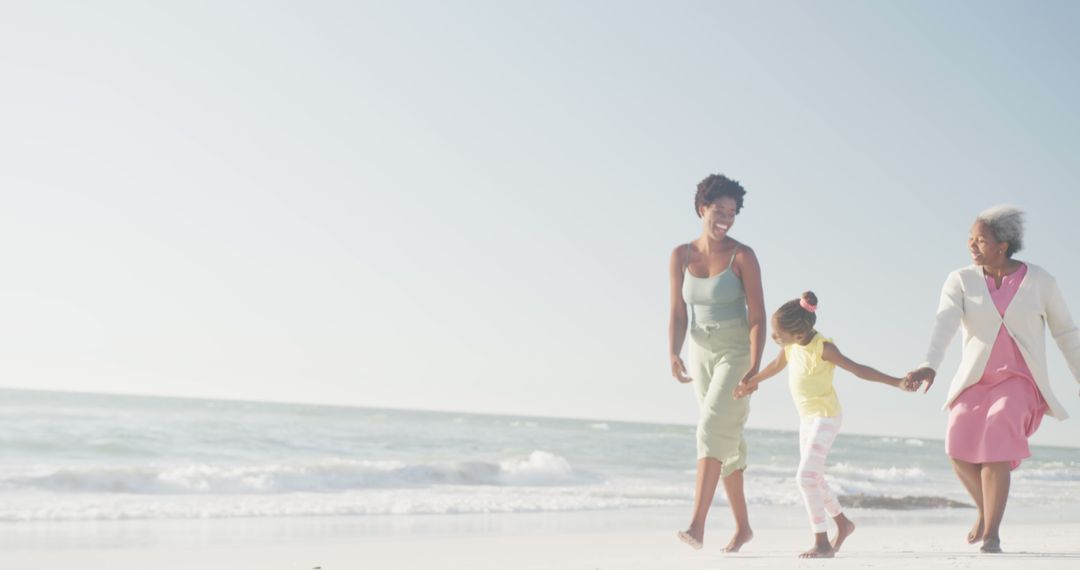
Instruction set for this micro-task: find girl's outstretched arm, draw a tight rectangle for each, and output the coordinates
[821,342,905,389]
[733,350,787,399]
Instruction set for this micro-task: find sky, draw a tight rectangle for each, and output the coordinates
[2,1,1079,446]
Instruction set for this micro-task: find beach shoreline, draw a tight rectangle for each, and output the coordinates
[4,390,1078,568]
[5,506,1080,569]
[4,518,1079,569]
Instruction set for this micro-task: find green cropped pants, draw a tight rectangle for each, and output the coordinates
[687,318,752,477]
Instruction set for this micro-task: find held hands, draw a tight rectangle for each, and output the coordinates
[896,376,919,392]
[733,368,761,399]
[671,354,693,384]
[903,367,937,394]
[732,380,757,399]
[898,377,921,392]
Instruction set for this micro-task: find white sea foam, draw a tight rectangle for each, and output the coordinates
[497,451,585,486]
[0,472,977,522]
[0,452,591,495]
[829,463,927,483]
[0,486,686,521]
[3,388,1077,523]
[1015,467,1080,482]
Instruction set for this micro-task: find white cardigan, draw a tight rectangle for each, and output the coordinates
[921,263,1080,419]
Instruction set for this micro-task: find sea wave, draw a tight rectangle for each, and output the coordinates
[0,482,983,522]
[0,451,595,495]
[829,463,927,483]
[749,462,928,484]
[1015,467,1080,482]
[0,487,686,521]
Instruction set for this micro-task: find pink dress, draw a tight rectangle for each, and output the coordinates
[946,264,1048,470]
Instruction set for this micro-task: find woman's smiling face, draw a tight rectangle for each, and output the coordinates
[699,196,737,241]
[969,220,1007,266]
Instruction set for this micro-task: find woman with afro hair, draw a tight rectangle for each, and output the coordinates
[668,174,765,552]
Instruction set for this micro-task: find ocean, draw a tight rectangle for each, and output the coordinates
[3,388,1079,524]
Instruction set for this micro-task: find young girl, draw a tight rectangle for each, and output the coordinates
[733,291,913,558]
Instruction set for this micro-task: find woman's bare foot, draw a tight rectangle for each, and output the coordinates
[721,528,753,552]
[831,514,856,552]
[967,513,984,544]
[980,536,1002,553]
[676,527,703,550]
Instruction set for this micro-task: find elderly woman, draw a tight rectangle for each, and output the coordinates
[906,205,1080,554]
[668,174,765,552]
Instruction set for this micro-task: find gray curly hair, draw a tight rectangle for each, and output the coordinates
[976,204,1025,258]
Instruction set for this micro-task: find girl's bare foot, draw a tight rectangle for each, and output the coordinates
[980,536,1002,553]
[831,514,856,552]
[799,533,834,558]
[721,528,753,552]
[799,545,835,558]
[967,513,984,544]
[676,527,703,550]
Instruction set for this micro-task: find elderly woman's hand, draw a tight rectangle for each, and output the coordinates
[898,377,921,392]
[905,367,936,393]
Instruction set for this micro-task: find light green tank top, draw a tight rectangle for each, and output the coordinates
[682,243,747,325]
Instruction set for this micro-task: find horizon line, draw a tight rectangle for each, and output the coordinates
[7,384,1079,451]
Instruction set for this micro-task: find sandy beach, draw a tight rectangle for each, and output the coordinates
[4,522,1080,569]
[4,507,1080,569]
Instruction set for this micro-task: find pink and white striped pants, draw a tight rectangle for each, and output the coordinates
[796,415,843,533]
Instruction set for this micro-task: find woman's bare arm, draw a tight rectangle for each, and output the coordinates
[668,244,692,383]
[735,246,766,377]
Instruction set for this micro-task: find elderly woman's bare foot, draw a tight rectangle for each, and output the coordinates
[721,528,753,552]
[980,536,1002,553]
[831,514,856,552]
[967,513,984,544]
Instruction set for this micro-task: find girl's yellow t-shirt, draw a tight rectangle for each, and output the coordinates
[784,333,841,418]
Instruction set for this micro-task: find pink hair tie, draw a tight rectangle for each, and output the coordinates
[799,298,817,313]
